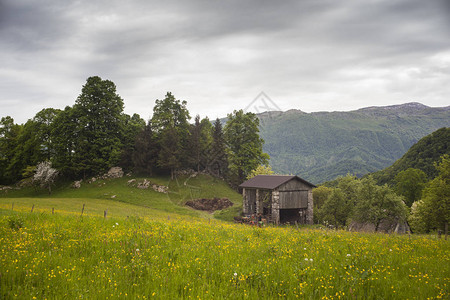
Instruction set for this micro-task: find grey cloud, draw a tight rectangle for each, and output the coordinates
[1,0,449,123]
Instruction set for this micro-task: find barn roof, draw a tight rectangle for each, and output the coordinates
[239,175,316,189]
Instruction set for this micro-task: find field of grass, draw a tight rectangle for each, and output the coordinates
[1,175,449,299]
[0,174,243,221]
[1,209,449,299]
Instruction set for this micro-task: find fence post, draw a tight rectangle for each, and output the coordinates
[52,207,54,215]
[31,204,34,213]
[104,209,107,219]
[11,202,14,211]
[81,203,85,217]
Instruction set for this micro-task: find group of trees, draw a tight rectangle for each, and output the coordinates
[0,76,269,188]
[313,175,408,231]
[314,155,449,235]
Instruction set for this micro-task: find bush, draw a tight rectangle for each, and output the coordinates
[7,215,24,230]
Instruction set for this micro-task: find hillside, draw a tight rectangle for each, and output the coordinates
[371,127,450,185]
[258,102,450,184]
[0,174,243,221]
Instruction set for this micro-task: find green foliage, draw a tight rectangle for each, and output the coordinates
[132,122,158,175]
[209,118,228,178]
[224,110,269,185]
[151,92,190,178]
[187,115,213,172]
[315,175,361,226]
[0,116,23,184]
[51,77,126,178]
[318,188,350,228]
[118,113,145,172]
[372,127,450,186]
[6,214,24,230]
[74,76,125,176]
[394,168,427,207]
[246,165,275,179]
[353,177,407,231]
[409,155,450,233]
[316,175,407,231]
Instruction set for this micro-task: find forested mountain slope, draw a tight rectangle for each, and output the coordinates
[370,127,449,185]
[258,103,449,184]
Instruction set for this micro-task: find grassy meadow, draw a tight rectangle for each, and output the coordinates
[1,175,449,299]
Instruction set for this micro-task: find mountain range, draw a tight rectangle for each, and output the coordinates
[257,102,449,184]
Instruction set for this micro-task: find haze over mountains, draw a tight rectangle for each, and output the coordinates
[257,102,449,184]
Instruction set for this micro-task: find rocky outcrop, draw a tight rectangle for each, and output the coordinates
[104,167,124,179]
[72,180,82,189]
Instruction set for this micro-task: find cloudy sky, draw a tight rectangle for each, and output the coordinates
[1,0,449,124]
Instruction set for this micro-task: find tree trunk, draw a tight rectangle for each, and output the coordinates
[445,222,448,240]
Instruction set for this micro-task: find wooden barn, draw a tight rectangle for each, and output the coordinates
[239,175,315,225]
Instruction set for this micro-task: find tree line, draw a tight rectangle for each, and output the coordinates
[0,76,268,187]
[314,155,449,235]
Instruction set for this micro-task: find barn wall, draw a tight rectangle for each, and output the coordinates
[279,190,308,209]
[243,188,257,215]
[278,179,312,191]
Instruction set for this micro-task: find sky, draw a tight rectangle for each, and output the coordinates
[1,0,450,124]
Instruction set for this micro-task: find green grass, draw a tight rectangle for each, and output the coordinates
[1,211,449,299]
[0,174,243,221]
[1,174,448,299]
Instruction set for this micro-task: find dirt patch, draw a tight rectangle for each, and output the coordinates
[185,198,234,212]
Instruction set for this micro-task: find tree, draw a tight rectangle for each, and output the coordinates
[394,168,427,207]
[411,155,450,235]
[0,117,23,184]
[7,108,61,183]
[210,118,228,178]
[319,188,350,228]
[353,176,407,232]
[151,92,190,178]
[224,110,269,185]
[246,165,275,179]
[74,76,125,177]
[51,76,125,178]
[188,115,212,172]
[132,122,159,175]
[119,113,145,172]
[33,161,58,194]
[51,106,81,177]
[313,185,334,224]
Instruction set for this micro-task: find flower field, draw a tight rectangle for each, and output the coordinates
[1,211,449,299]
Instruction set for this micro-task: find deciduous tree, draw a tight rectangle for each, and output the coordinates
[394,168,427,207]
[33,161,58,194]
[224,110,269,185]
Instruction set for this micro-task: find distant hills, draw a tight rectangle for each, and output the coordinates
[257,102,450,184]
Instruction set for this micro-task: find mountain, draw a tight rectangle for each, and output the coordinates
[257,102,450,184]
[370,127,450,185]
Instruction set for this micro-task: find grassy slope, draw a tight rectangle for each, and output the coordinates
[0,174,243,221]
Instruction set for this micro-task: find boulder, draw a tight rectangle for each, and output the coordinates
[72,180,82,189]
[105,167,124,179]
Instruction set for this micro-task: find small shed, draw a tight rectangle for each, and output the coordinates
[239,175,316,225]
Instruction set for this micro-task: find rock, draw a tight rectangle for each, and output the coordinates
[103,167,124,179]
[72,180,82,189]
[111,195,116,199]
[153,184,168,193]
[137,179,150,189]
[127,179,136,185]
